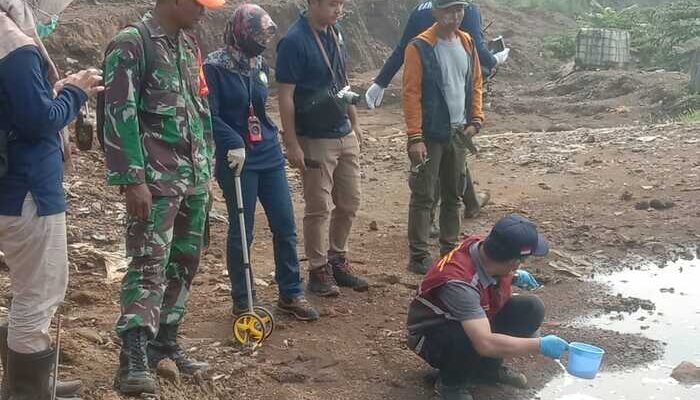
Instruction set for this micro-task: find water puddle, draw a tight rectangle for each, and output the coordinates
[535,257,700,400]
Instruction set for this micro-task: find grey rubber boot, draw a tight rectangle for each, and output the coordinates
[5,347,80,400]
[0,322,81,399]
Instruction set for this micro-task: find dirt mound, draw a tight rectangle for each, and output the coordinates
[52,0,578,80]
[482,66,691,133]
[534,67,689,103]
[48,0,421,74]
[478,1,576,79]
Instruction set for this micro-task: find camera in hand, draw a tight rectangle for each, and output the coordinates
[336,85,360,106]
[488,36,506,54]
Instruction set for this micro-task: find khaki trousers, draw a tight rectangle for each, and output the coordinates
[0,195,68,353]
[298,132,361,269]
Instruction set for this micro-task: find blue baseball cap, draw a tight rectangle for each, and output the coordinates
[483,214,549,261]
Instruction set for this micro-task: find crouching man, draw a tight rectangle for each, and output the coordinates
[406,214,569,400]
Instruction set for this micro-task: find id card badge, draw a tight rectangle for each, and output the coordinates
[247,105,262,143]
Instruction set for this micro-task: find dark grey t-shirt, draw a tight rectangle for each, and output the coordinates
[435,242,498,321]
[436,281,485,321]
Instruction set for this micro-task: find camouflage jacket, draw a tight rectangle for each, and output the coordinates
[103,12,213,196]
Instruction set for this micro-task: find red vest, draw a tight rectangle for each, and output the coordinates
[419,236,512,321]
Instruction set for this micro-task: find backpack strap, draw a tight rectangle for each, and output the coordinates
[128,21,156,83]
[97,21,156,150]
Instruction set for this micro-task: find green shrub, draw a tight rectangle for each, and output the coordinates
[500,0,700,71]
[494,0,591,16]
[580,1,700,71]
[544,33,577,60]
[681,110,700,123]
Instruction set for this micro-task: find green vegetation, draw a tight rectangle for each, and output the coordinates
[543,32,577,60]
[493,0,591,15]
[681,110,700,123]
[674,94,700,123]
[494,0,677,17]
[518,0,700,72]
[582,1,700,71]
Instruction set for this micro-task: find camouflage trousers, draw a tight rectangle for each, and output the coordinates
[115,192,208,337]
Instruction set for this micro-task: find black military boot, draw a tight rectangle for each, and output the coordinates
[0,322,81,399]
[148,324,208,375]
[116,328,157,395]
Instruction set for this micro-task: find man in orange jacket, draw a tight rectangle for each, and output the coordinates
[403,0,484,274]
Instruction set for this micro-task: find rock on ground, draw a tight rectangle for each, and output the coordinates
[671,361,700,384]
[157,359,181,383]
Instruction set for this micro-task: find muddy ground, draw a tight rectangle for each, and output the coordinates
[2,0,699,399]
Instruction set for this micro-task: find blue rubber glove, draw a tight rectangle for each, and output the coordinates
[539,335,569,359]
[513,270,539,290]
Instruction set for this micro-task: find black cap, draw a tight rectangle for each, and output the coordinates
[483,214,549,262]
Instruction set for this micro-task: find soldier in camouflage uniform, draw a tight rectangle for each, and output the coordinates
[102,0,225,395]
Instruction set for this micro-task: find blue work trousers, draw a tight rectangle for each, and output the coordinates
[218,166,303,307]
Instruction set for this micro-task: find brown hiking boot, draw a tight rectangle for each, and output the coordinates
[330,256,369,292]
[277,296,320,321]
[307,265,341,297]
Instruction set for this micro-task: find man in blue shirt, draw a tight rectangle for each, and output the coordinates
[0,1,102,398]
[277,0,369,298]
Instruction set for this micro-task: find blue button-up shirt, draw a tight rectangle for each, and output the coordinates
[0,46,87,217]
[275,12,352,139]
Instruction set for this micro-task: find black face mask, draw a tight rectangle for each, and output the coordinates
[239,37,267,58]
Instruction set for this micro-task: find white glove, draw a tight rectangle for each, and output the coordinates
[365,82,385,110]
[227,148,246,175]
[494,47,510,65]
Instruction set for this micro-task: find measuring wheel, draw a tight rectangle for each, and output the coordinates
[253,306,275,340]
[233,312,266,346]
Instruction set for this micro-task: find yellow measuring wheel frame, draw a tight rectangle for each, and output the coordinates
[233,312,266,346]
[254,306,275,339]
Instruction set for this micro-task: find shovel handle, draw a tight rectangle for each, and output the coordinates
[51,315,62,400]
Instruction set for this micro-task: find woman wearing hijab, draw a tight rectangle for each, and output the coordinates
[0,1,102,398]
[205,4,319,321]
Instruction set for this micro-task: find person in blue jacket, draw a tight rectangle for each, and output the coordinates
[0,1,103,398]
[366,0,509,108]
[204,3,319,322]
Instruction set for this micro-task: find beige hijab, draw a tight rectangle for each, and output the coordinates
[0,0,59,83]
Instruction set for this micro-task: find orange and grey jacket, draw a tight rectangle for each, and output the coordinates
[402,24,484,144]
